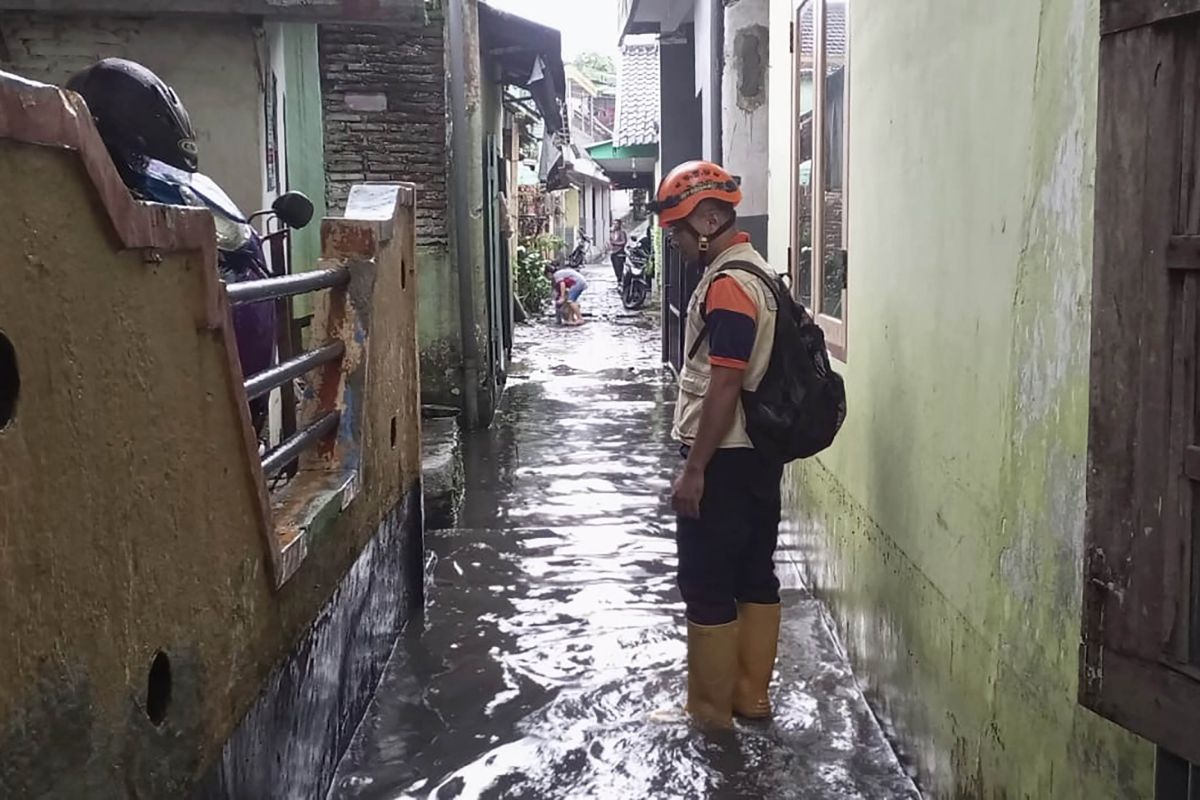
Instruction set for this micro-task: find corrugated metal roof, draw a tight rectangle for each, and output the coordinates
[614,42,660,147]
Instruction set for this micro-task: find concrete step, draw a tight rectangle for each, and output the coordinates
[421,410,462,530]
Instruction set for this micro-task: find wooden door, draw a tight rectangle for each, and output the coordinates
[1084,1,1200,765]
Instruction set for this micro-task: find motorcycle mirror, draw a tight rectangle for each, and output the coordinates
[272,192,314,230]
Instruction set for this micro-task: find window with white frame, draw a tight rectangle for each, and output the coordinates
[792,0,849,359]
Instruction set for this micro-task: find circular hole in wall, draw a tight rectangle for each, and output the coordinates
[0,332,19,431]
[146,651,172,726]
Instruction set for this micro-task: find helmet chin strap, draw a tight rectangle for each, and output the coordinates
[685,217,736,265]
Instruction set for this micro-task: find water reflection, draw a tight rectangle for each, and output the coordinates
[330,265,917,800]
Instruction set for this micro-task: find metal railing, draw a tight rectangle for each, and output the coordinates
[229,267,351,481]
[662,238,694,376]
[226,268,350,307]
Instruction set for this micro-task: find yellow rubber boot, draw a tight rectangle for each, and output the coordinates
[732,602,781,719]
[685,620,739,729]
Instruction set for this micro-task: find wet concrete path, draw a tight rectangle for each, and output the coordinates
[331,264,920,799]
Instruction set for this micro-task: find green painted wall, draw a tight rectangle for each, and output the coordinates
[770,0,1154,795]
[417,244,462,408]
[281,23,326,322]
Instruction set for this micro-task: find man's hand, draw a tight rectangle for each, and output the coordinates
[672,464,705,519]
[672,364,741,519]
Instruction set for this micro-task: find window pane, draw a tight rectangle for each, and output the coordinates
[821,0,847,319]
[795,1,815,309]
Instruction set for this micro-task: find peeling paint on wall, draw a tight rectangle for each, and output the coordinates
[722,0,769,222]
[734,24,768,112]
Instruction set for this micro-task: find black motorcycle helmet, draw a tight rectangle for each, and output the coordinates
[66,58,199,181]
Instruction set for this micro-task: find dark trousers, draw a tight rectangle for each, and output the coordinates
[676,448,784,626]
[611,252,625,282]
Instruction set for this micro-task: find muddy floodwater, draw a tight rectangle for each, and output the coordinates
[330,264,919,800]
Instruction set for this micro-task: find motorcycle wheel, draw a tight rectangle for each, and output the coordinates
[622,279,647,311]
[633,282,648,309]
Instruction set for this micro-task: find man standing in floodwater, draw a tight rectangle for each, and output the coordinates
[649,161,783,729]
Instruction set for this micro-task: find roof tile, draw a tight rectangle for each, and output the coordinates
[615,43,660,147]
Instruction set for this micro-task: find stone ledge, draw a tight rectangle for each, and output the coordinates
[421,411,463,529]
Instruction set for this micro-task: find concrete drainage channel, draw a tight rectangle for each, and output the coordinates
[421,405,464,530]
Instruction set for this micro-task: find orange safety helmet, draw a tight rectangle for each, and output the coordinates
[649,160,742,228]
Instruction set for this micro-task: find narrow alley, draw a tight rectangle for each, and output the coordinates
[330,264,920,800]
[8,0,1200,794]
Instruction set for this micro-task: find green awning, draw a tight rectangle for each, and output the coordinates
[585,140,658,161]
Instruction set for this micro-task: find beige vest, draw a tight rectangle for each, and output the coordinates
[672,243,780,449]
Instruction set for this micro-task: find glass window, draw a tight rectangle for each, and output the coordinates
[793,0,849,358]
[820,0,847,321]
[793,1,816,310]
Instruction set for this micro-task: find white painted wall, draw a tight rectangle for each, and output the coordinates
[262,22,290,220]
[612,189,632,222]
[1,12,266,216]
[693,0,719,161]
[694,0,710,101]
[766,0,795,269]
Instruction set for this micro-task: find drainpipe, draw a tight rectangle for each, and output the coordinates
[448,0,482,428]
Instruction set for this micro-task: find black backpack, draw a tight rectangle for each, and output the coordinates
[689,261,847,463]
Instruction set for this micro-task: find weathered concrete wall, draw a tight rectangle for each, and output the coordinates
[197,184,424,799]
[0,12,265,215]
[766,0,1154,795]
[0,77,422,796]
[722,0,768,249]
[455,0,499,423]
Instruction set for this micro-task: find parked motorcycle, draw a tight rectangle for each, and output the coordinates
[621,234,653,311]
[66,58,314,439]
[136,160,313,433]
[567,234,591,269]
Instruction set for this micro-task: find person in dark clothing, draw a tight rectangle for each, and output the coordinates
[609,220,629,282]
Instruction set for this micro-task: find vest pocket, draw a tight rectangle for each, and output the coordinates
[678,370,710,398]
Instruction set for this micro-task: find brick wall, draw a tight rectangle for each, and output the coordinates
[319,20,448,249]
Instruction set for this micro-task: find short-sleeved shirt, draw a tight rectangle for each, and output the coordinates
[703,233,758,370]
[705,277,758,370]
[553,268,586,290]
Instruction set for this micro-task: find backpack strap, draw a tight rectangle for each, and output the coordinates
[686,260,784,362]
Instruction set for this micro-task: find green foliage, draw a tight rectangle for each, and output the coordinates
[573,52,617,89]
[516,242,552,315]
[534,233,565,260]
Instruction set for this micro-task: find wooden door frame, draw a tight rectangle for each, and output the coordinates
[805,0,849,361]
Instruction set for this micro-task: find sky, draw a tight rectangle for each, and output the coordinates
[484,0,620,59]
